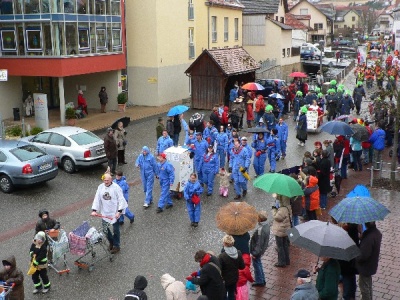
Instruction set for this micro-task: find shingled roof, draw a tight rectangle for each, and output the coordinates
[207,0,245,9]
[185,47,259,76]
[285,13,313,30]
[269,18,293,29]
[241,0,280,14]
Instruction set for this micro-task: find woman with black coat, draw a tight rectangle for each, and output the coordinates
[318,150,332,209]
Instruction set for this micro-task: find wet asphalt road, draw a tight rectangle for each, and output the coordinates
[1,72,372,299]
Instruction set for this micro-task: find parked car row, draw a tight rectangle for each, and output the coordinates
[0,126,107,193]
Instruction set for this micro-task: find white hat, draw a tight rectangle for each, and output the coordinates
[259,117,264,123]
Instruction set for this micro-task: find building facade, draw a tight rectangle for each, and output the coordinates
[0,0,126,122]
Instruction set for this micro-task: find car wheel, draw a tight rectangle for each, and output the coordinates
[0,175,14,193]
[62,157,76,173]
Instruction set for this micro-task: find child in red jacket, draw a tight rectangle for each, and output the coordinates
[221,106,229,129]
[246,100,254,128]
[236,253,254,300]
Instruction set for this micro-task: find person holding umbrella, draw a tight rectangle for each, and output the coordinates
[313,257,341,300]
[184,173,204,227]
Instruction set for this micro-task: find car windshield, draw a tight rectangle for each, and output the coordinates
[10,145,46,162]
[70,131,101,145]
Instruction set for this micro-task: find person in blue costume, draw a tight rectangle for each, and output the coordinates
[199,145,219,196]
[266,128,281,173]
[193,132,208,182]
[203,120,218,146]
[113,171,135,224]
[156,129,173,156]
[156,153,175,213]
[230,140,251,200]
[276,118,288,159]
[183,173,204,227]
[216,125,229,171]
[263,105,276,133]
[135,146,159,208]
[252,132,268,177]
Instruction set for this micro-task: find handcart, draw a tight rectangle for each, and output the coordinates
[68,216,113,272]
[46,229,70,275]
[0,282,15,300]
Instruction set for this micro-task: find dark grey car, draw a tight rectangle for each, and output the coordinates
[0,139,59,193]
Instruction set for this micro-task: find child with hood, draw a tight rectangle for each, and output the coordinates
[35,209,60,234]
[125,275,148,300]
[303,176,320,221]
[236,254,254,300]
[219,169,230,197]
[160,273,187,300]
[30,231,51,294]
[113,170,135,224]
[0,255,24,300]
[246,99,254,128]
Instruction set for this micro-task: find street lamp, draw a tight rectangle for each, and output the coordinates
[319,39,325,74]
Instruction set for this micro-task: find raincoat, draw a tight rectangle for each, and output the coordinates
[113,176,135,222]
[302,176,320,211]
[135,147,159,205]
[263,112,276,131]
[199,152,219,194]
[160,274,187,300]
[203,126,218,145]
[266,135,280,172]
[276,121,288,156]
[251,135,267,176]
[184,180,204,223]
[193,138,208,181]
[369,128,385,151]
[157,161,175,209]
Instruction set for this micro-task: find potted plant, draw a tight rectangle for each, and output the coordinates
[65,107,77,126]
[117,92,128,112]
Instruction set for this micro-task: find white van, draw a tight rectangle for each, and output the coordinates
[301,43,323,57]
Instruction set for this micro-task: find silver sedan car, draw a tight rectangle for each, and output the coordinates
[0,139,58,193]
[23,126,107,173]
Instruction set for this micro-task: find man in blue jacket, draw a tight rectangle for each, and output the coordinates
[156,130,173,156]
[276,118,288,159]
[230,140,250,199]
[368,121,386,170]
[156,153,175,213]
[135,146,159,208]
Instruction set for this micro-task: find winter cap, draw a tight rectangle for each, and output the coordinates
[259,117,264,123]
[159,153,167,159]
[34,231,46,242]
[241,136,248,141]
[294,269,311,279]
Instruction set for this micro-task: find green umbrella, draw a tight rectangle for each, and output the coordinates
[253,173,304,198]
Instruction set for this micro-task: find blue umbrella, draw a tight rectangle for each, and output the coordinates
[320,121,354,136]
[346,185,370,198]
[167,105,189,117]
[269,93,285,99]
[329,196,390,224]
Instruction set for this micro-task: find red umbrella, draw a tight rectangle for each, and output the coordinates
[241,82,264,91]
[289,72,307,78]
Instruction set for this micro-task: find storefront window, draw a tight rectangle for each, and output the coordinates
[77,0,87,14]
[111,0,119,15]
[25,0,40,14]
[95,0,105,15]
[26,27,42,51]
[63,0,75,13]
[1,29,16,51]
[1,0,14,14]
[65,23,77,54]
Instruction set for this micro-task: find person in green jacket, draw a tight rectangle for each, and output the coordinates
[313,257,341,300]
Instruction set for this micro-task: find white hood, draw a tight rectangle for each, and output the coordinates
[160,273,175,290]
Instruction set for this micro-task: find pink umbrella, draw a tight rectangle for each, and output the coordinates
[289,72,308,78]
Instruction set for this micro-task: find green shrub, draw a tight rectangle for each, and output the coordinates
[30,127,43,135]
[65,107,76,119]
[6,125,22,137]
[117,92,128,104]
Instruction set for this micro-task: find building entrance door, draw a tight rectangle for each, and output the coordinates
[21,77,59,108]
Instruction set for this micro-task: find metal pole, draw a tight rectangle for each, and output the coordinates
[380,160,383,178]
[370,167,374,187]
[320,51,322,74]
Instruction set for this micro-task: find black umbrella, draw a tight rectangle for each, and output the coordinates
[111,116,131,129]
[246,127,270,133]
[350,124,370,141]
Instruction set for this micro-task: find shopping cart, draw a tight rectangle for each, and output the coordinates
[0,282,15,300]
[46,229,70,275]
[68,216,113,272]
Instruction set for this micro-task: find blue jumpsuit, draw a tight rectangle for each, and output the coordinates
[263,112,276,133]
[156,135,173,155]
[135,146,159,205]
[276,99,284,119]
[252,137,268,176]
[203,126,218,145]
[193,138,208,181]
[113,176,134,223]
[157,161,175,209]
[184,180,204,223]
[266,135,280,172]
[229,146,251,196]
[276,122,288,156]
[216,132,229,168]
[199,152,219,194]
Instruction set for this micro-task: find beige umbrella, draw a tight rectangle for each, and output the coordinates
[216,202,258,235]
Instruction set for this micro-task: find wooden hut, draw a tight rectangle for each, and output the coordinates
[185,47,259,110]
